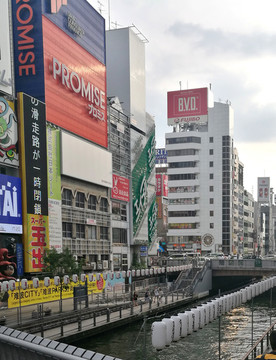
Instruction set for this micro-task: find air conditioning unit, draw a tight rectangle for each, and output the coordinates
[91,262,96,270]
[103,260,108,269]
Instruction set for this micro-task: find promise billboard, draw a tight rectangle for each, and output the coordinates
[12,0,107,148]
[167,87,208,125]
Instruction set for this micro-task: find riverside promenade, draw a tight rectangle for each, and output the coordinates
[5,287,208,344]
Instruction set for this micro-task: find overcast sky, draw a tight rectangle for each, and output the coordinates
[88,0,276,199]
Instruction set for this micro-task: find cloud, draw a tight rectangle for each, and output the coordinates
[167,22,276,56]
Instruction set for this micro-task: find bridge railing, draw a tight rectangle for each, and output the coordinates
[211,258,276,270]
[241,320,276,360]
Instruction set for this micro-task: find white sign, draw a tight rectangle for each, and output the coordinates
[0,1,13,96]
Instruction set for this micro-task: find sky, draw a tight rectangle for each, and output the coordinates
[88,0,276,199]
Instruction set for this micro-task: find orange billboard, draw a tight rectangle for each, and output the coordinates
[43,16,107,148]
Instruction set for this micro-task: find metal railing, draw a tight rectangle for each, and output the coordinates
[241,320,276,360]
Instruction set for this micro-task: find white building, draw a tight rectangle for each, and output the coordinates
[166,89,234,255]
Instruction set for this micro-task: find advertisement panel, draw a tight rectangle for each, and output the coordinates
[156,197,162,219]
[167,87,208,125]
[18,93,49,272]
[47,126,62,252]
[0,175,22,234]
[61,131,112,188]
[258,177,270,203]
[12,0,45,101]
[0,235,20,283]
[112,174,129,202]
[0,0,13,96]
[163,175,168,197]
[43,17,107,148]
[155,148,167,164]
[132,132,155,237]
[0,98,19,167]
[156,174,162,196]
[148,199,157,244]
[42,0,105,65]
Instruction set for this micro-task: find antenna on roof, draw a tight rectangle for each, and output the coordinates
[97,0,103,14]
[179,81,182,90]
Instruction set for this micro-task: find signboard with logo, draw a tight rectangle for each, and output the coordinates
[18,93,49,272]
[155,148,167,164]
[112,174,129,202]
[12,0,108,148]
[0,0,13,96]
[156,174,162,196]
[0,175,22,234]
[0,98,19,167]
[258,177,270,203]
[148,199,157,244]
[167,87,208,126]
[12,0,45,101]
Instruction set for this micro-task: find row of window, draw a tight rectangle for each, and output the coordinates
[62,223,109,240]
[62,189,108,212]
[169,186,197,193]
[169,161,197,168]
[168,174,197,181]
[169,198,198,205]
[166,136,201,145]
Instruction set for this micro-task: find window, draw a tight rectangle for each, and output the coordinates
[112,201,127,221]
[209,149,214,155]
[87,225,96,239]
[209,161,213,167]
[210,198,214,204]
[76,192,85,208]
[112,228,127,244]
[76,224,85,238]
[62,222,72,237]
[100,198,108,212]
[88,195,97,210]
[210,173,214,180]
[209,186,214,192]
[210,223,214,229]
[100,226,109,240]
[210,211,214,216]
[209,137,213,143]
[62,189,72,206]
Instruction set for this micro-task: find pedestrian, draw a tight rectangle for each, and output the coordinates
[154,287,159,303]
[133,291,138,306]
[145,289,150,303]
[158,287,163,303]
[255,329,276,359]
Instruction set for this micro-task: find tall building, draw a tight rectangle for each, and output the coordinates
[166,87,234,255]
[106,26,157,266]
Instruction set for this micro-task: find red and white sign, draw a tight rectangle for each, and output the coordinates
[258,177,270,203]
[156,174,162,196]
[43,17,107,148]
[163,175,168,197]
[112,175,129,202]
[167,87,208,125]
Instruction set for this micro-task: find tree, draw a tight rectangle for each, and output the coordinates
[43,247,84,277]
[43,248,84,313]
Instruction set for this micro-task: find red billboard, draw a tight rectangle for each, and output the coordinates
[163,175,168,197]
[43,17,107,148]
[112,174,129,202]
[167,87,208,125]
[258,177,270,203]
[156,174,162,196]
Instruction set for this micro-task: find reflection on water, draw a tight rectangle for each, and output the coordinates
[77,291,276,360]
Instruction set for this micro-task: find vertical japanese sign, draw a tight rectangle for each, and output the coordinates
[47,126,62,252]
[148,198,157,244]
[18,93,49,272]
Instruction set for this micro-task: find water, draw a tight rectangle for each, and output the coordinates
[77,291,276,360]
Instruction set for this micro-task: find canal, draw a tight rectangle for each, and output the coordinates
[77,289,276,360]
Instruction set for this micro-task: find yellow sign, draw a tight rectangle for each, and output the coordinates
[8,275,106,308]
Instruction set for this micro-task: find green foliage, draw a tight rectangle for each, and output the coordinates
[43,248,84,277]
[130,252,147,270]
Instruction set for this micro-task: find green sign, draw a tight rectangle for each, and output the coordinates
[132,132,155,237]
[47,126,61,200]
[148,198,157,244]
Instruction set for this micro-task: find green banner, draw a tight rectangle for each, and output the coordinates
[47,126,61,200]
[148,198,157,244]
[132,132,155,237]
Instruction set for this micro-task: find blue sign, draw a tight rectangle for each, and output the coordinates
[42,0,106,65]
[12,1,45,101]
[140,246,148,252]
[0,175,22,234]
[16,243,24,277]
